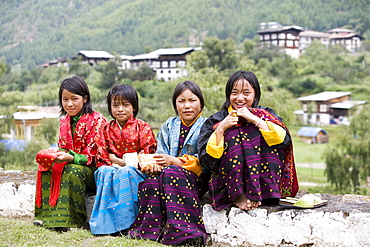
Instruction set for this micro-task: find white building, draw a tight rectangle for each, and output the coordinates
[299,30,330,53]
[327,28,364,52]
[257,22,304,58]
[121,47,201,82]
[257,22,365,58]
[295,91,366,126]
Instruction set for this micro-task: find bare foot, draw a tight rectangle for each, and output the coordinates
[251,200,262,209]
[234,193,261,210]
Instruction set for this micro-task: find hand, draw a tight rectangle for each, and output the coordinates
[153,154,183,167]
[48,147,59,153]
[55,151,73,163]
[141,163,162,175]
[218,110,239,132]
[236,107,255,122]
[109,153,125,166]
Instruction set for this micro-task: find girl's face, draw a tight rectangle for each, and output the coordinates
[61,89,87,116]
[111,96,134,127]
[176,89,202,126]
[230,79,256,109]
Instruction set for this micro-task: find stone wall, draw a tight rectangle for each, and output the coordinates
[203,195,370,247]
[1,170,370,246]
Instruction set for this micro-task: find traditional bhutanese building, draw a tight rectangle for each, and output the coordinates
[299,30,330,52]
[121,47,201,82]
[257,22,304,58]
[327,28,364,52]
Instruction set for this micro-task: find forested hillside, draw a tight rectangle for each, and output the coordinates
[1,0,369,69]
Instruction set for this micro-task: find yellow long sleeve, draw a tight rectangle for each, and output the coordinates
[260,121,286,146]
[206,131,224,159]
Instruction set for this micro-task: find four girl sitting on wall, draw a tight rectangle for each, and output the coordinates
[34,70,298,245]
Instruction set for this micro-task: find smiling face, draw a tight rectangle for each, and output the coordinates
[111,95,134,127]
[61,89,87,116]
[230,79,256,110]
[176,89,202,126]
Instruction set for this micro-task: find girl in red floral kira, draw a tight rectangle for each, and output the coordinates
[34,76,107,231]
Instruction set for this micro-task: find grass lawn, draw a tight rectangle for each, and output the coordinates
[288,125,343,194]
[289,124,341,164]
[292,140,327,163]
[0,217,166,247]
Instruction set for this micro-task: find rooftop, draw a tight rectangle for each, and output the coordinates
[331,100,367,109]
[149,47,201,55]
[298,91,351,101]
[297,127,327,137]
[78,50,115,59]
[300,30,330,38]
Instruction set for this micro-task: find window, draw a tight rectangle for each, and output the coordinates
[178,60,186,67]
[319,104,327,112]
[303,104,307,111]
[153,61,160,68]
[170,61,176,67]
[162,61,168,68]
[287,33,295,39]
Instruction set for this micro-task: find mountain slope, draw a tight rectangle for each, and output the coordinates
[1,0,369,69]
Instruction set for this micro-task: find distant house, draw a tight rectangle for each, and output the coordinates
[12,106,60,141]
[77,50,115,66]
[257,22,304,58]
[257,22,365,57]
[295,91,367,126]
[328,28,364,52]
[297,127,329,144]
[40,57,68,68]
[299,30,330,52]
[121,47,201,82]
[121,53,159,70]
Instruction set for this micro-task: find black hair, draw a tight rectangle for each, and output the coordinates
[58,76,93,115]
[221,70,261,111]
[172,80,204,115]
[106,84,139,118]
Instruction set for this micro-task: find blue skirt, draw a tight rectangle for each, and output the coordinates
[89,166,147,235]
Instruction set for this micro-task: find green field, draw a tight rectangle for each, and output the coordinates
[289,125,341,164]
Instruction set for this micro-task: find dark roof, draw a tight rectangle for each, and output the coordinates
[297,127,327,137]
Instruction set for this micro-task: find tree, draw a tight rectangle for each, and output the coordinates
[325,105,370,194]
[202,37,239,71]
[243,39,255,55]
[186,50,209,72]
[0,61,10,76]
[35,118,59,146]
[96,61,118,90]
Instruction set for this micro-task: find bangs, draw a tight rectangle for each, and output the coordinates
[111,93,128,104]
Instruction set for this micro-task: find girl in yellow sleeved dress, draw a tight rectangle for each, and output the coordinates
[198,70,299,211]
